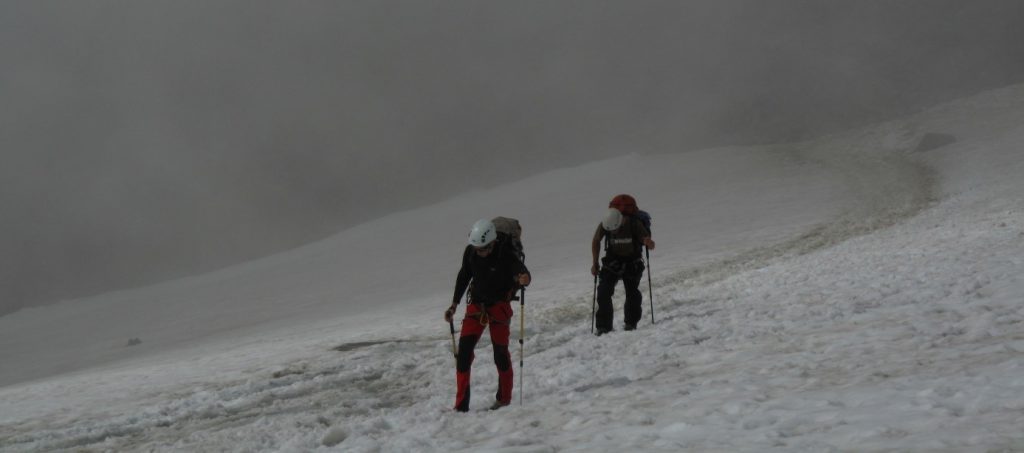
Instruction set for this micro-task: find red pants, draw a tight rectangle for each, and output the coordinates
[454,301,513,412]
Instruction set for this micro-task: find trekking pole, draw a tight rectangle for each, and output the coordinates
[591,274,598,333]
[448,319,458,360]
[646,247,655,324]
[519,287,525,406]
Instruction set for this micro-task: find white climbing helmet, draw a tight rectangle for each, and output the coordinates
[467,219,497,247]
[602,208,623,231]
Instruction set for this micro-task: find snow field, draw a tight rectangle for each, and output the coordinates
[1,83,1024,451]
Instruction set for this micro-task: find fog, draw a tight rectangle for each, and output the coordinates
[2,0,1023,315]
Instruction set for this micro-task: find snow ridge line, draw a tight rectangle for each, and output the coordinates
[526,127,938,333]
[479,129,942,405]
[655,132,937,309]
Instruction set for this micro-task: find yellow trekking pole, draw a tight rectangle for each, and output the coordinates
[591,274,598,333]
[646,247,655,324]
[519,287,525,405]
[449,319,458,360]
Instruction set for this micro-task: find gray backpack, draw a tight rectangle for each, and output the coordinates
[491,216,524,262]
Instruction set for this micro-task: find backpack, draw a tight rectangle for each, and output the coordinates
[609,194,652,233]
[491,216,525,262]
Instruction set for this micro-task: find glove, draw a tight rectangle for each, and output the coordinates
[516,273,531,286]
[444,304,457,323]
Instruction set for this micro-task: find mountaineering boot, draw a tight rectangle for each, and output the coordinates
[489,400,511,410]
[595,327,613,336]
[624,323,637,331]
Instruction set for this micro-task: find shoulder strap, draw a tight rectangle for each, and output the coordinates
[628,217,645,254]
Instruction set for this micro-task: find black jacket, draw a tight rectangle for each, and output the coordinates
[453,244,530,305]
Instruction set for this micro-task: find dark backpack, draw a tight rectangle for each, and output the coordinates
[609,194,652,233]
[491,216,525,262]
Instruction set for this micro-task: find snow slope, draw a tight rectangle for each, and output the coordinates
[1,83,1023,452]
[0,142,850,387]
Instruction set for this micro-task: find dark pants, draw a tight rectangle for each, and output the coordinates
[454,301,513,412]
[596,257,644,331]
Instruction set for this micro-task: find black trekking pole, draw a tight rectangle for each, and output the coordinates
[518,287,525,406]
[646,247,655,324]
[448,319,458,360]
[591,274,598,334]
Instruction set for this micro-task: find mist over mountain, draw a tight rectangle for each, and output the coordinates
[3,0,1023,315]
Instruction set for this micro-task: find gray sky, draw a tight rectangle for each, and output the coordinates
[3,0,1023,315]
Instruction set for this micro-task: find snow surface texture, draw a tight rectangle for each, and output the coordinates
[1,83,1023,451]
